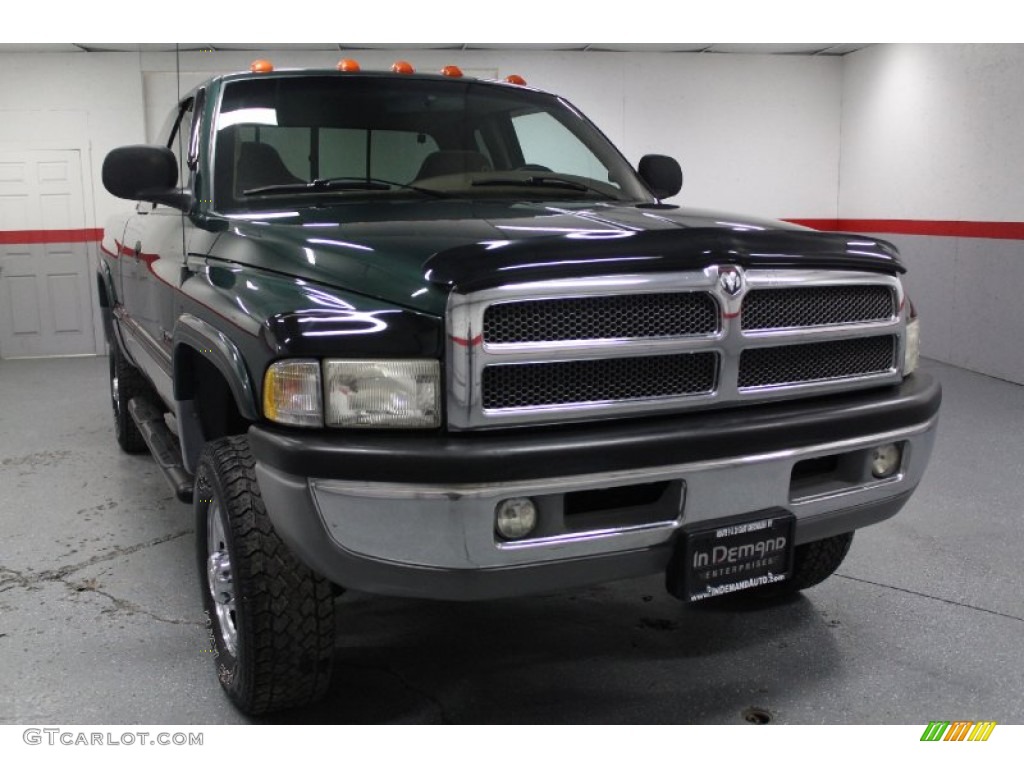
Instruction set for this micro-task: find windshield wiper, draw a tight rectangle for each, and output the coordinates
[243,176,448,198]
[471,175,619,200]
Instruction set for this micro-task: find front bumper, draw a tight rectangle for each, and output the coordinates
[250,373,940,600]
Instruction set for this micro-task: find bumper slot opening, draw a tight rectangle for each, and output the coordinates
[791,454,841,485]
[789,443,906,502]
[563,480,680,532]
[790,451,863,500]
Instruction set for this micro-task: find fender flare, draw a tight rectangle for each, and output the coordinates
[95,265,117,345]
[173,313,259,420]
[173,314,260,473]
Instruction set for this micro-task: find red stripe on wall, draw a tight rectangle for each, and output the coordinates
[787,219,1024,240]
[0,228,104,245]
[3,221,1023,247]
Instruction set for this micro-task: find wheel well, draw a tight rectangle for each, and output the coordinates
[95,272,110,308]
[176,346,250,443]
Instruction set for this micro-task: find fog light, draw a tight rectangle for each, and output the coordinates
[495,497,537,540]
[870,443,902,479]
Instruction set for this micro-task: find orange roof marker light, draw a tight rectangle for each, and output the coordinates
[250,59,274,74]
[391,60,415,75]
[337,58,361,72]
[441,65,464,78]
[505,74,527,86]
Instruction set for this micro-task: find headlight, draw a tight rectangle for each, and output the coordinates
[904,298,920,375]
[323,359,441,428]
[263,359,323,427]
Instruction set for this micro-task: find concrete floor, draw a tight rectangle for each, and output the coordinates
[0,356,1021,725]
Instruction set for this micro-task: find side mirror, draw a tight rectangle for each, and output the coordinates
[638,154,683,200]
[102,145,192,212]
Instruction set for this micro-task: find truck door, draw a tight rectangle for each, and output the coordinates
[119,94,199,405]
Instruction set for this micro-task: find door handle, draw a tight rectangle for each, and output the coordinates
[135,241,142,259]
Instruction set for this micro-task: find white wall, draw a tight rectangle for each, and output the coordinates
[0,53,146,229]
[0,53,146,354]
[840,44,1024,221]
[621,53,841,218]
[840,44,1024,383]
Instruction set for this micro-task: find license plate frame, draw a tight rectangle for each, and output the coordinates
[670,508,796,603]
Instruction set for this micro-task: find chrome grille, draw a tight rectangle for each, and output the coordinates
[742,285,896,330]
[483,292,718,344]
[738,336,898,389]
[446,269,906,429]
[482,353,717,410]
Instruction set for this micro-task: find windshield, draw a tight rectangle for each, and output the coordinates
[212,75,652,212]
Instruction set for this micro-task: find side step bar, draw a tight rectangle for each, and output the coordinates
[128,397,194,503]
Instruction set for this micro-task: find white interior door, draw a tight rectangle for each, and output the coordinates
[0,149,97,358]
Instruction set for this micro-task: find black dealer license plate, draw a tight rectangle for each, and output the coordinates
[677,509,795,603]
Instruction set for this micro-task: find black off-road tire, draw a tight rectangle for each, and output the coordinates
[108,342,148,454]
[762,531,855,598]
[195,435,335,715]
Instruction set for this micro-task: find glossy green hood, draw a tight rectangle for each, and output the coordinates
[204,199,891,317]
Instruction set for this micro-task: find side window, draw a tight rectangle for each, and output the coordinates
[511,111,614,185]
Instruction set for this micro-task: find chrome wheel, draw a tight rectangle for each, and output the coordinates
[206,499,238,656]
[109,353,121,422]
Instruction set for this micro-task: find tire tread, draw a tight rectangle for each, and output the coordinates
[110,345,149,453]
[196,435,335,715]
[786,531,855,592]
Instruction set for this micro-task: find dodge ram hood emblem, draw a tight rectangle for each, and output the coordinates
[719,267,744,296]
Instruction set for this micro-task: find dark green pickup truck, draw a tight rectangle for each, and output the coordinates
[97,62,941,714]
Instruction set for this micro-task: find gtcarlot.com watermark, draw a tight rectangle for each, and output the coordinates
[23,729,203,747]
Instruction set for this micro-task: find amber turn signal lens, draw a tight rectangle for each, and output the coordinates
[441,65,463,78]
[263,360,322,427]
[391,60,415,74]
[250,59,274,74]
[337,58,361,72]
[505,74,527,85]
